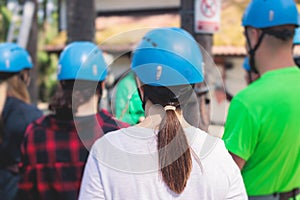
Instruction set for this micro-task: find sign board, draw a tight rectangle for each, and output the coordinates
[194,0,221,34]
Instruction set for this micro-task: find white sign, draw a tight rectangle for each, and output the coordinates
[194,0,221,34]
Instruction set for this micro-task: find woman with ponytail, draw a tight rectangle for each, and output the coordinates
[79,28,247,199]
[0,43,42,200]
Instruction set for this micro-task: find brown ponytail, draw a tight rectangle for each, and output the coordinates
[143,85,193,194]
[7,74,31,104]
[158,108,192,194]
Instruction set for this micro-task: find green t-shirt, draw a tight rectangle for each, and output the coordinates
[115,72,144,125]
[223,67,300,196]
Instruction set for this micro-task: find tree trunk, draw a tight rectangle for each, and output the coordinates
[181,0,211,132]
[26,0,38,104]
[66,0,95,43]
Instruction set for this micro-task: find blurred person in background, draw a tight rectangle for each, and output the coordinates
[79,28,247,199]
[18,42,129,200]
[242,57,260,85]
[114,71,145,125]
[223,0,300,199]
[0,43,42,200]
[293,27,300,68]
[210,83,229,127]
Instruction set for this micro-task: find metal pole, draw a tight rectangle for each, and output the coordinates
[180,0,211,131]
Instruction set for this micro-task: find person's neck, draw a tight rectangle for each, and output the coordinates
[257,47,296,75]
[136,101,191,129]
[75,95,98,117]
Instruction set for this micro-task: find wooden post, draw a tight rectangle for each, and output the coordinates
[181,0,211,131]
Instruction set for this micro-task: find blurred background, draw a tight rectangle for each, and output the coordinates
[1,0,300,135]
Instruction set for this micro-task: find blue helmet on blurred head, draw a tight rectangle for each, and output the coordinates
[57,41,107,82]
[0,42,33,73]
[243,57,251,72]
[293,27,300,45]
[242,0,298,28]
[131,27,204,86]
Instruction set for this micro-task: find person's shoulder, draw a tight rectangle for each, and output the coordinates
[6,97,43,119]
[199,135,239,170]
[95,126,134,142]
[187,129,241,177]
[3,97,43,132]
[234,79,262,99]
[186,128,229,159]
[201,134,226,159]
[23,115,53,145]
[24,115,54,136]
[186,127,225,159]
[28,114,54,127]
[231,79,270,111]
[89,127,130,156]
[92,125,152,150]
[119,72,135,84]
[98,109,130,128]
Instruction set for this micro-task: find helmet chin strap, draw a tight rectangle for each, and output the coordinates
[245,28,265,75]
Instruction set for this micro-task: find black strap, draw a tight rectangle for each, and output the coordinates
[245,28,265,74]
[262,29,294,41]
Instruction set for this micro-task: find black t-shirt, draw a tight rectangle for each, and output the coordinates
[0,97,43,165]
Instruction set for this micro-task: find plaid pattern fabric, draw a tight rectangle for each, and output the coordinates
[18,109,129,200]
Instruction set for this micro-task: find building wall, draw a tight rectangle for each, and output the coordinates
[225,57,247,96]
[95,0,180,12]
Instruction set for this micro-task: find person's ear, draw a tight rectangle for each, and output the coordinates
[20,70,31,86]
[101,81,105,89]
[248,28,262,45]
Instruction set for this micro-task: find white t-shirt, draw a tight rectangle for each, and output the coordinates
[79,126,247,200]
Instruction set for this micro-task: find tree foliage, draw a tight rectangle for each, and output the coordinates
[0,5,11,41]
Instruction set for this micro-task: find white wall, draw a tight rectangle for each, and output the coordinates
[225,57,247,96]
[95,0,180,12]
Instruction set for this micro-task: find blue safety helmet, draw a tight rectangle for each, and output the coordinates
[131,27,204,86]
[242,0,299,28]
[57,41,107,81]
[243,57,251,72]
[0,42,33,73]
[293,27,300,45]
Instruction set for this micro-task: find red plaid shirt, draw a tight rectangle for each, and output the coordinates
[18,109,129,200]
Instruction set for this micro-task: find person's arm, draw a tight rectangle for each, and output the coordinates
[223,98,259,171]
[229,152,246,170]
[78,150,105,200]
